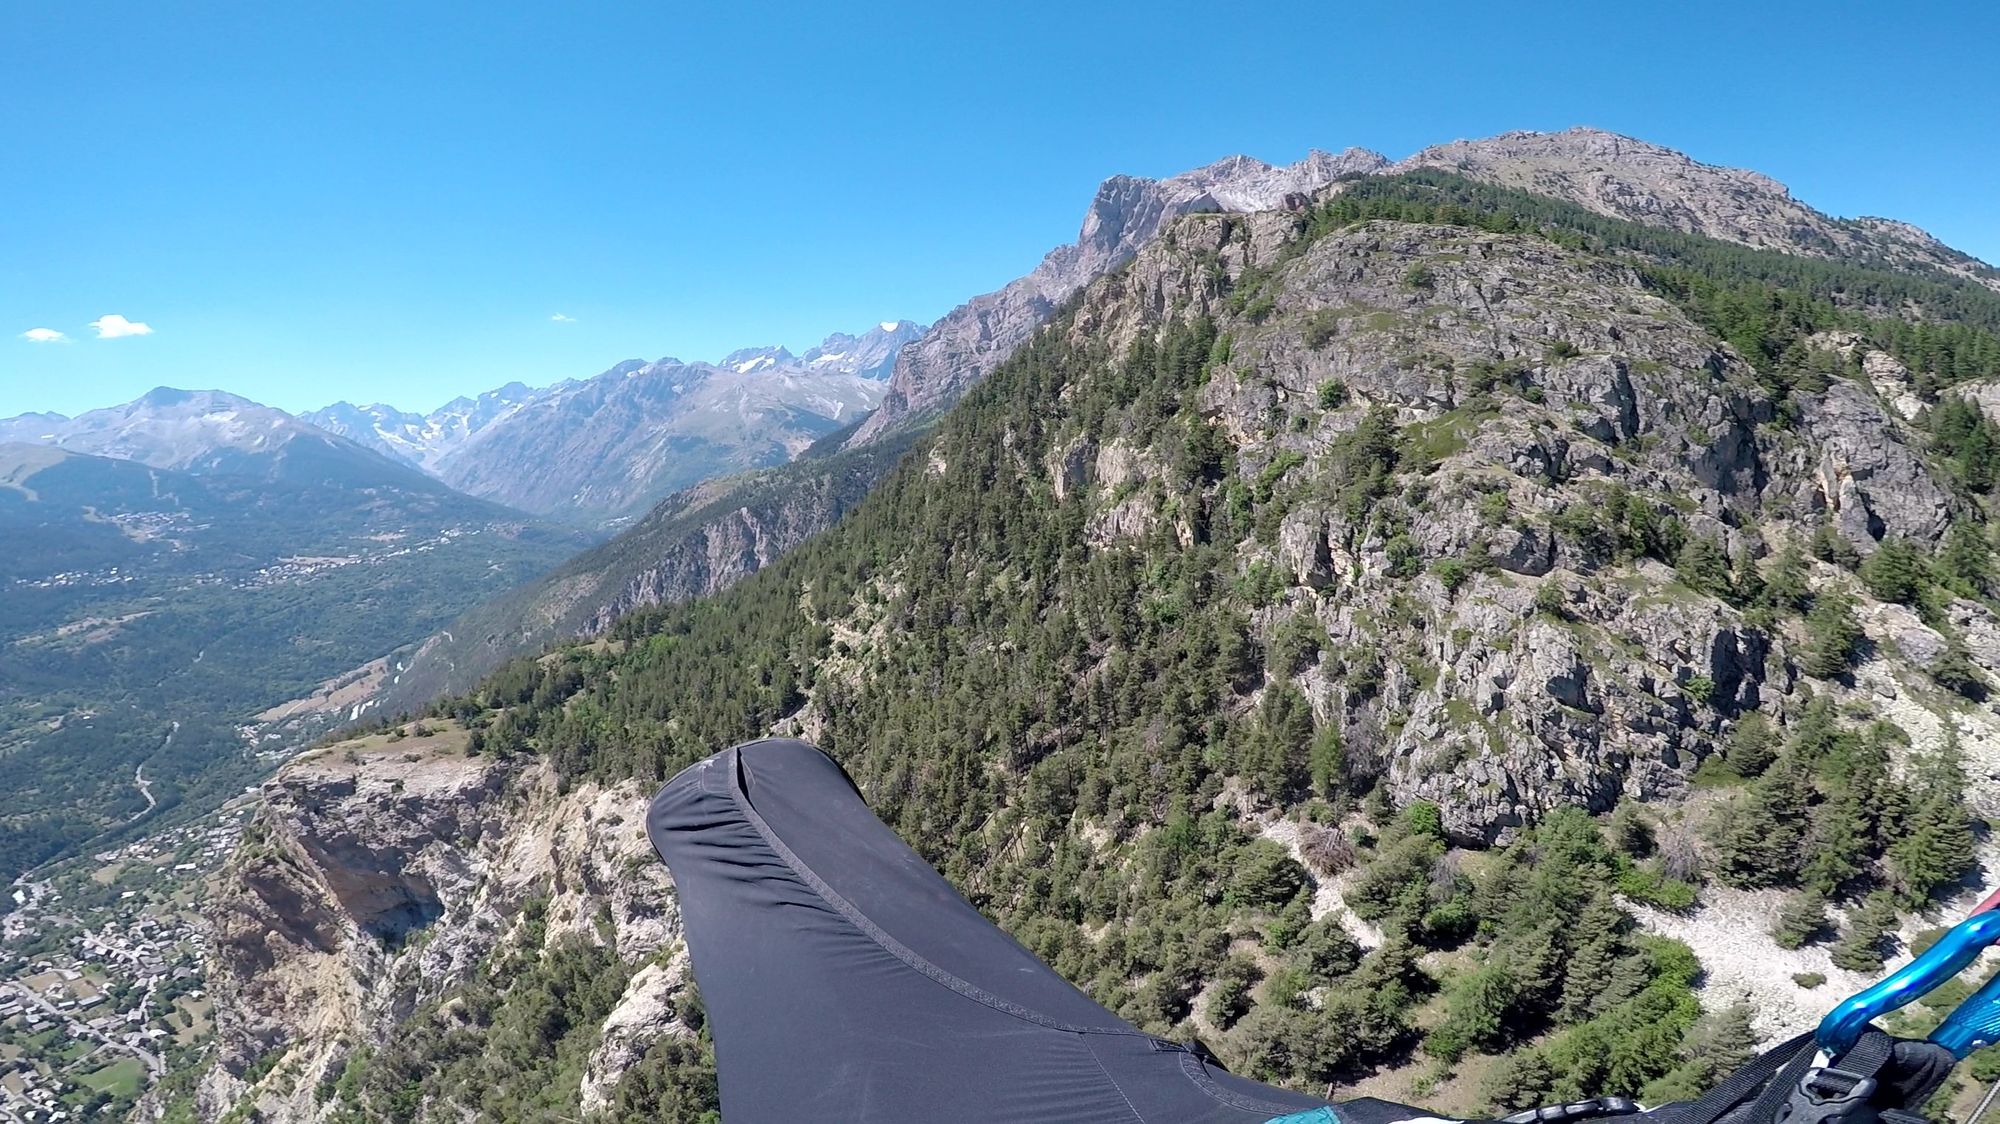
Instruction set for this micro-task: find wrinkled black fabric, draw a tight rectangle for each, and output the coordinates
[1879,1040,1956,1111]
[647,738,1343,1123]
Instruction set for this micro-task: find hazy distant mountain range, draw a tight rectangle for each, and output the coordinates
[6,319,926,528]
[301,319,925,520]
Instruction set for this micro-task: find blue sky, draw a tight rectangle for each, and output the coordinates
[4,0,1996,418]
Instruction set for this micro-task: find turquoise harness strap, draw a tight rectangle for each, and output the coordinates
[1264,1110,1339,1124]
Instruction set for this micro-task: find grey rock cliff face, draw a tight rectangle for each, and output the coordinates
[202,730,688,1122]
[847,147,1389,446]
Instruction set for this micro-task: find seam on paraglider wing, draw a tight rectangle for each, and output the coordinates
[1081,1035,1148,1122]
[724,746,1148,1038]
[1176,1051,1341,1116]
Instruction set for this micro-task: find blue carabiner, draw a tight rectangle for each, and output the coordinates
[1819,910,2000,1055]
[1932,966,2000,1058]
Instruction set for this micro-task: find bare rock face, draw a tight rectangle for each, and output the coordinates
[1394,128,2000,290]
[1956,378,2000,426]
[201,729,688,1122]
[1793,381,1952,550]
[579,956,695,1113]
[848,147,1389,447]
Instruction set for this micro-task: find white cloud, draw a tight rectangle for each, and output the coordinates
[90,314,154,339]
[21,327,68,343]
[550,313,576,323]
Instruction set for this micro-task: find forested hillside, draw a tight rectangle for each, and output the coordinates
[222,174,2000,1122]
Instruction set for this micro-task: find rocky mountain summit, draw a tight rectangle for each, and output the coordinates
[425,356,885,520]
[799,318,926,378]
[1393,128,2000,288]
[847,147,1390,445]
[0,387,425,486]
[303,382,538,472]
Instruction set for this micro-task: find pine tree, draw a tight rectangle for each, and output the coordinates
[1484,1049,1557,1113]
[1830,894,1899,973]
[1732,550,1767,609]
[1606,801,1655,857]
[1891,742,1977,906]
[1771,890,1828,949]
[1500,919,1566,1017]
[1644,1005,1760,1102]
[1961,423,1998,491]
[1930,637,1988,700]
[1803,592,1865,679]
[1556,893,1632,1022]
[1723,714,1777,777]
[1786,694,1843,761]
[1802,724,1896,895]
[1677,535,1734,600]
[1701,1003,1758,1073]
[1802,790,1872,896]
[1711,754,1812,888]
[1812,524,1862,570]
[1204,954,1261,1030]
[1860,537,1930,605]
[1762,542,1812,615]
[1938,522,1994,598]
[1308,723,1344,799]
[1426,961,1520,1061]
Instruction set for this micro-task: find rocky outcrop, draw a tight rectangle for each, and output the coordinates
[1018,211,1966,840]
[359,127,1993,769]
[201,727,689,1122]
[579,957,694,1113]
[1793,381,1952,549]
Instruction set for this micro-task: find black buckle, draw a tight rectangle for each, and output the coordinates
[1500,1096,1641,1123]
[1778,1066,1879,1124]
